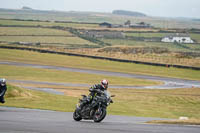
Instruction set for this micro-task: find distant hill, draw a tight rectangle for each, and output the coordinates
[112,10,147,17]
[0,8,199,29]
[22,6,33,10]
[192,19,200,22]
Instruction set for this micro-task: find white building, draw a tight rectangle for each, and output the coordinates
[161,33,194,43]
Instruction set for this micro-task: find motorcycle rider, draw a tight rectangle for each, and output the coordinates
[77,79,109,112]
[0,78,7,103]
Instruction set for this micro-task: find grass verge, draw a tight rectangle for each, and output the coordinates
[0,64,160,86]
[108,88,200,119]
[147,119,200,125]
[0,48,200,81]
[2,84,78,112]
[1,85,200,122]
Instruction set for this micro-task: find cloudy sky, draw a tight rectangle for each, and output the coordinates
[1,0,200,18]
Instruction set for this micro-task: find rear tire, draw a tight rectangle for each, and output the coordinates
[93,108,106,123]
[73,109,82,121]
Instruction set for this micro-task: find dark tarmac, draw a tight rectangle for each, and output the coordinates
[0,107,199,133]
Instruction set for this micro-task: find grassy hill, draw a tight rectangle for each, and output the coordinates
[0,8,200,29]
[112,10,147,17]
[0,18,200,67]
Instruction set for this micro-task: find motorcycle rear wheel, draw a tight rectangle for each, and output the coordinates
[93,108,106,123]
[73,109,82,121]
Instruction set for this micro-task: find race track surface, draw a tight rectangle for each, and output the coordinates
[1,61,200,91]
[1,62,200,132]
[0,107,199,133]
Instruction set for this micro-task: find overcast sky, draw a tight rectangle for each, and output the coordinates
[1,0,200,18]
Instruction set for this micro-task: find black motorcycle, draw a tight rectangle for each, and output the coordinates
[73,90,114,122]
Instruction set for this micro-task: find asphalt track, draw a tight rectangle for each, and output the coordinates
[0,107,200,133]
[1,61,200,92]
[1,61,200,132]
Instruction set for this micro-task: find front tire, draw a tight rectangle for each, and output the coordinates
[93,108,106,123]
[73,109,82,121]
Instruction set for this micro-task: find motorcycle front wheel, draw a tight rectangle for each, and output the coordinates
[73,109,82,121]
[93,108,106,123]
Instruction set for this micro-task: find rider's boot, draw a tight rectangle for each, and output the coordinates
[0,97,5,103]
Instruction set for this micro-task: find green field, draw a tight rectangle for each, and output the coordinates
[0,49,200,81]
[2,84,78,112]
[100,38,200,52]
[0,64,159,86]
[0,19,99,29]
[0,48,200,122]
[190,33,200,43]
[0,19,200,57]
[110,88,200,118]
[0,22,99,48]
[2,84,200,120]
[0,27,72,36]
[0,36,96,45]
[126,32,170,38]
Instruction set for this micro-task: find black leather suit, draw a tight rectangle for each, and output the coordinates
[79,84,105,109]
[0,84,7,103]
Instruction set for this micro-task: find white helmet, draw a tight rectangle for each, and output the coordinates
[0,78,6,86]
[101,79,108,90]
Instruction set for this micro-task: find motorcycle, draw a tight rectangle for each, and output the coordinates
[73,90,115,122]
